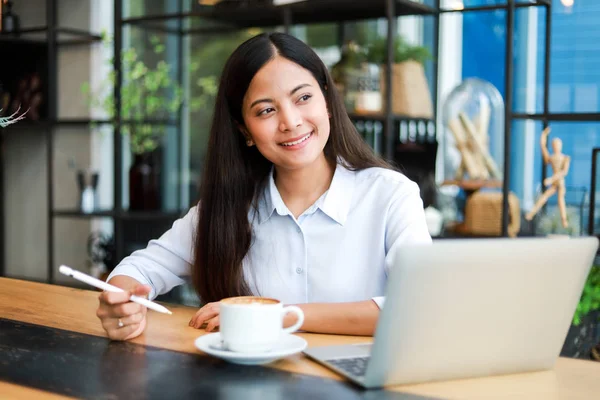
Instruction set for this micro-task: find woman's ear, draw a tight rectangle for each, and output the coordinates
[237,123,255,147]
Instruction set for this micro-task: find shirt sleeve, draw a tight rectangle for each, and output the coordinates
[372,181,432,309]
[106,205,197,300]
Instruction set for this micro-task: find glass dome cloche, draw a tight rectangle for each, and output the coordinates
[441,78,505,187]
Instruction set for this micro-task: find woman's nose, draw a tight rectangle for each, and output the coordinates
[278,105,302,132]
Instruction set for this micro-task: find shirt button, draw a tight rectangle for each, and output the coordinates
[296,267,303,274]
[296,227,301,233]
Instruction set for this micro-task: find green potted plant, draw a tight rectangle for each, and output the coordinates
[561,264,600,360]
[82,34,217,210]
[330,40,367,103]
[574,265,600,361]
[365,36,434,118]
[82,34,186,155]
[573,265,600,326]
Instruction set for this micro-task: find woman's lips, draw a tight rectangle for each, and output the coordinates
[279,131,314,149]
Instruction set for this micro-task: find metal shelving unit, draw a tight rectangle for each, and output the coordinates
[441,0,551,236]
[131,0,547,238]
[0,0,186,281]
[108,0,445,277]
[124,0,436,31]
[116,0,441,160]
[52,209,183,221]
[1,0,562,280]
[0,0,106,279]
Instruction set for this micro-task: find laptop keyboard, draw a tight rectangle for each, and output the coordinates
[326,356,370,377]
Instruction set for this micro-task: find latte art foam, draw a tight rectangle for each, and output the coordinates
[221,296,279,305]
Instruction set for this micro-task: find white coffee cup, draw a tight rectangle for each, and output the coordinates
[219,296,304,353]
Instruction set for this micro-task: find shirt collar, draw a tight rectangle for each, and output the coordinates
[257,162,355,226]
[320,163,354,225]
[255,166,280,224]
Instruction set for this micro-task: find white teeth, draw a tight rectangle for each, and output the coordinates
[281,133,312,147]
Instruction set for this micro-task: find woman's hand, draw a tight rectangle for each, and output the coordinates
[189,302,220,332]
[96,283,152,341]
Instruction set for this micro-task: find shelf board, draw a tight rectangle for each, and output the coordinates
[55,119,113,126]
[0,119,114,129]
[512,112,600,123]
[125,0,436,30]
[348,113,434,122]
[0,35,47,45]
[0,120,50,129]
[118,211,185,221]
[199,0,436,27]
[440,0,549,14]
[442,221,502,238]
[1,119,179,128]
[441,179,503,191]
[53,210,116,218]
[349,113,386,122]
[395,141,435,152]
[1,27,102,42]
[52,209,186,221]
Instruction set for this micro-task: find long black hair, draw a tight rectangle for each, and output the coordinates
[192,32,392,303]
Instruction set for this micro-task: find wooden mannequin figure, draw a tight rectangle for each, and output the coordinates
[525,127,571,228]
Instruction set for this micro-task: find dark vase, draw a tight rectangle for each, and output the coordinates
[129,152,160,211]
[1,1,21,35]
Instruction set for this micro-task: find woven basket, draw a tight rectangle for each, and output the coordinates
[380,61,433,118]
[464,191,521,237]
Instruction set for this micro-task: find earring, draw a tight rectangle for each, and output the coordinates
[246,139,254,147]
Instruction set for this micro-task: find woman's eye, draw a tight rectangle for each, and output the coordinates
[258,108,275,116]
[299,94,312,102]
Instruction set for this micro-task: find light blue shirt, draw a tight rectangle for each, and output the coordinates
[107,163,432,308]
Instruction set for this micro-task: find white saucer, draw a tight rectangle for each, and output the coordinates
[194,333,308,365]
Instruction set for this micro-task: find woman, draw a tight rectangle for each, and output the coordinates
[97,32,432,341]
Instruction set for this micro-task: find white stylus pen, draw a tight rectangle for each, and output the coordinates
[59,265,172,315]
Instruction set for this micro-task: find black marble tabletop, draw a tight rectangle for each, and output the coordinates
[0,318,437,400]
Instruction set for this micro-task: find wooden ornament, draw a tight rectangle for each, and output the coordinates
[448,118,483,180]
[459,112,501,179]
[525,127,571,228]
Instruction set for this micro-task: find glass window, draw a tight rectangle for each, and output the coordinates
[513,5,547,115]
[123,0,174,19]
[186,30,262,206]
[458,1,598,236]
[546,122,600,190]
[548,0,600,113]
[441,0,505,11]
[511,120,599,235]
[461,10,506,102]
[461,1,600,115]
[121,24,183,211]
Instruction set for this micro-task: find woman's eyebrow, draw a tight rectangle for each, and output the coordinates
[249,83,312,109]
[289,83,311,95]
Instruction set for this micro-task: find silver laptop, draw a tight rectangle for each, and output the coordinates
[303,237,598,389]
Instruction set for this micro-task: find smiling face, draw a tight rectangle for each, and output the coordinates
[241,56,330,172]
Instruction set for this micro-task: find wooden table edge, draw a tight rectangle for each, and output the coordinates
[2,277,600,399]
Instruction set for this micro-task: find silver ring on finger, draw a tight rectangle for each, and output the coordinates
[118,318,124,328]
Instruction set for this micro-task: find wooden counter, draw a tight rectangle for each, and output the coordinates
[1,277,599,399]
